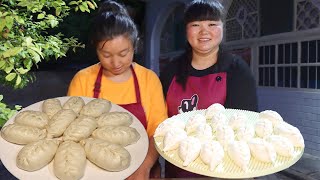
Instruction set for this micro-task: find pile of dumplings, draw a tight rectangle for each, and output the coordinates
[154,103,304,173]
[1,96,141,180]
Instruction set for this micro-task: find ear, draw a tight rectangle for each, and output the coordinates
[191,94,198,105]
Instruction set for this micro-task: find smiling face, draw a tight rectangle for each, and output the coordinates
[186,20,223,55]
[96,35,134,77]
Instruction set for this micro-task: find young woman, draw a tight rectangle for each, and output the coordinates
[68,1,167,179]
[160,0,258,178]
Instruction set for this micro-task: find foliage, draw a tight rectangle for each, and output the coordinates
[0,95,21,126]
[0,0,98,125]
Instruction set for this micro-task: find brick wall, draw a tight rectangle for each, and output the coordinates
[258,88,320,157]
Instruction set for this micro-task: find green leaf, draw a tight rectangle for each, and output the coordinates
[2,47,23,58]
[69,1,78,5]
[15,75,22,86]
[16,67,29,74]
[49,19,59,28]
[56,7,62,16]
[0,95,3,101]
[5,16,14,30]
[0,60,5,69]
[37,13,45,19]
[27,49,41,63]
[5,73,16,81]
[23,59,33,69]
[4,64,13,74]
[0,18,5,32]
[24,37,33,47]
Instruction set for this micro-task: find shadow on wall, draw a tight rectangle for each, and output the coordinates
[0,70,77,108]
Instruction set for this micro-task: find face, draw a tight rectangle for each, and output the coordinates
[96,35,134,77]
[186,20,223,55]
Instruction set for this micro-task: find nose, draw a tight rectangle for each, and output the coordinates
[199,25,209,35]
[110,57,120,68]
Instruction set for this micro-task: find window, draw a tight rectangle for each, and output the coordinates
[258,40,320,89]
[296,0,320,30]
[226,0,259,41]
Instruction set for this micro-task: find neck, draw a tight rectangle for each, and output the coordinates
[102,63,133,82]
[191,48,219,70]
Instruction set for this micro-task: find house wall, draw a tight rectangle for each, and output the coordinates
[258,88,320,157]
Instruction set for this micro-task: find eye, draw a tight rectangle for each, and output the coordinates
[209,23,218,26]
[191,23,199,27]
[119,49,129,57]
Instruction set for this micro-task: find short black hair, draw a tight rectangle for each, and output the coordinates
[184,0,225,25]
[89,0,138,49]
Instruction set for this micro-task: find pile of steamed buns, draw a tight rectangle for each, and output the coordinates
[154,103,304,172]
[1,97,141,180]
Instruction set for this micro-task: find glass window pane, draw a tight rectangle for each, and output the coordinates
[278,44,284,64]
[285,43,291,64]
[265,67,270,86]
[301,41,308,63]
[270,45,275,64]
[309,40,316,63]
[301,66,307,88]
[265,46,270,64]
[318,40,320,62]
[317,67,320,89]
[259,67,264,86]
[291,67,297,88]
[292,42,298,63]
[259,46,264,65]
[285,67,290,87]
[309,66,316,89]
[278,67,284,87]
[270,67,275,86]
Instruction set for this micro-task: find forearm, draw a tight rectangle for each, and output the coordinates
[141,137,159,169]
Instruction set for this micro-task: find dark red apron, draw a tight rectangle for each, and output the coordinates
[93,65,147,129]
[165,72,227,178]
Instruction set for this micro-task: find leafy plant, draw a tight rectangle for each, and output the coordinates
[0,95,21,126]
[0,0,98,125]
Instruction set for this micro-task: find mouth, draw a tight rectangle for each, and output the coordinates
[198,38,211,42]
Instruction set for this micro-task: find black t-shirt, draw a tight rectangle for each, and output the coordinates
[160,51,258,112]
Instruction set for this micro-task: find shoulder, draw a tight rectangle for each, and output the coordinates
[74,63,100,77]
[218,51,251,73]
[134,63,158,79]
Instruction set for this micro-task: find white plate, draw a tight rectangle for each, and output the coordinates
[154,109,304,179]
[0,96,149,180]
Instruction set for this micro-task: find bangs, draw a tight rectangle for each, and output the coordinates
[184,0,224,24]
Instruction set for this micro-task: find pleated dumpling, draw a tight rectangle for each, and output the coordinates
[266,135,294,157]
[47,109,77,138]
[205,103,225,119]
[235,125,255,142]
[255,119,273,138]
[216,125,235,149]
[259,110,283,126]
[92,126,140,146]
[210,112,227,132]
[63,116,98,142]
[54,141,86,180]
[274,122,304,148]
[154,118,186,137]
[228,113,247,131]
[227,141,251,172]
[185,114,206,134]
[81,138,130,171]
[163,128,187,152]
[16,139,60,171]
[200,141,224,171]
[80,98,111,118]
[179,137,201,166]
[1,124,46,145]
[14,110,49,129]
[248,138,276,163]
[42,98,62,118]
[96,112,133,127]
[195,123,213,143]
[63,96,85,114]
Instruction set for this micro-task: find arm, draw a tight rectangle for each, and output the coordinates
[67,72,85,96]
[225,57,258,111]
[127,71,168,180]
